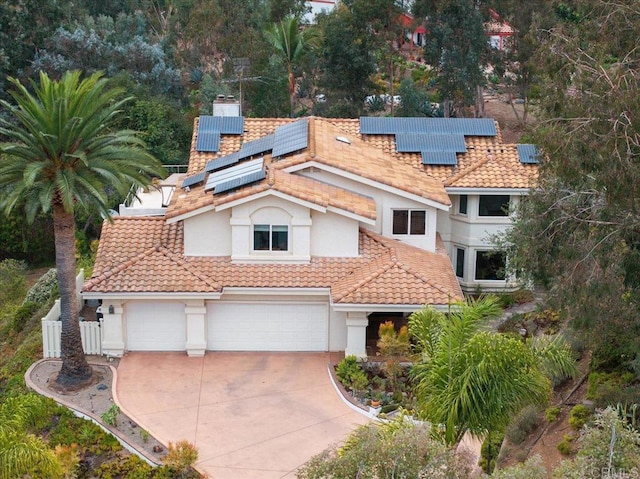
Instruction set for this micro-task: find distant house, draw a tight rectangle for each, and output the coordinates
[486,9,514,51]
[83,100,538,359]
[304,0,336,23]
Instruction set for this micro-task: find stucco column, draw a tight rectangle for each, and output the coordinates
[185,300,207,357]
[345,312,368,359]
[101,300,124,357]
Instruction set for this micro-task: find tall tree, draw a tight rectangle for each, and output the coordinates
[409,296,575,445]
[500,0,640,372]
[0,71,164,387]
[265,15,320,116]
[414,0,489,116]
[316,4,377,115]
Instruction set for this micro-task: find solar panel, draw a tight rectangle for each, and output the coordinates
[195,131,220,152]
[517,144,540,164]
[181,171,207,188]
[422,151,458,165]
[396,133,467,153]
[272,119,308,157]
[360,117,497,136]
[198,115,244,134]
[240,134,274,157]
[204,157,264,192]
[205,152,243,172]
[214,170,267,195]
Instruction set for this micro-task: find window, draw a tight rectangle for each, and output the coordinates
[458,195,468,215]
[478,195,510,216]
[475,251,506,280]
[392,210,426,235]
[455,248,465,278]
[253,224,288,251]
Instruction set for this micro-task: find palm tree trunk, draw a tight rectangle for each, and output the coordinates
[53,203,92,388]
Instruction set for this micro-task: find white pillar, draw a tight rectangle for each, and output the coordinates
[345,312,368,359]
[185,300,207,357]
[102,301,124,357]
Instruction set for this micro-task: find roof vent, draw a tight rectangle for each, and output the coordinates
[336,136,351,144]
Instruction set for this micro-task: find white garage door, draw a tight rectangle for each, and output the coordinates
[126,302,186,351]
[207,302,328,351]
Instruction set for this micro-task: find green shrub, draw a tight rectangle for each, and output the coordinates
[9,301,39,333]
[545,406,561,423]
[97,455,153,479]
[101,404,120,426]
[0,259,27,307]
[569,404,593,430]
[506,405,541,444]
[557,434,574,455]
[335,355,368,391]
[587,371,638,412]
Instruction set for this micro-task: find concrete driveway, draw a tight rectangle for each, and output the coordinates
[114,352,370,478]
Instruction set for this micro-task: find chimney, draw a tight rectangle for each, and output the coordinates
[213,93,241,116]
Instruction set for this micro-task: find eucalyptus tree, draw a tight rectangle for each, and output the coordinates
[409,296,576,445]
[0,71,164,387]
[414,0,489,116]
[265,15,320,116]
[500,0,640,374]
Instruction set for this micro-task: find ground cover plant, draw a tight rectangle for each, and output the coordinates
[0,262,200,478]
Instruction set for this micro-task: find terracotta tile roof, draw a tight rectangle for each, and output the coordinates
[84,218,462,305]
[324,118,538,189]
[166,164,376,221]
[275,118,451,206]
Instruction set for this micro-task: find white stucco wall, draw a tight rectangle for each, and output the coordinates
[299,169,440,252]
[439,193,522,290]
[184,209,232,256]
[310,211,359,257]
[230,196,311,262]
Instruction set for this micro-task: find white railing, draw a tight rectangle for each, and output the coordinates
[41,270,103,358]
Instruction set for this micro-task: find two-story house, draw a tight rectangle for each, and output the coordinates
[82,114,537,359]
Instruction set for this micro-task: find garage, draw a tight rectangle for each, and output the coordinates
[207,302,328,351]
[125,302,186,351]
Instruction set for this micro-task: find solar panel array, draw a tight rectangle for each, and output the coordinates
[205,152,243,173]
[181,171,207,188]
[204,157,264,192]
[360,117,497,136]
[272,119,309,157]
[240,134,275,157]
[422,151,458,165]
[396,133,467,153]
[517,144,540,164]
[195,115,245,152]
[214,170,267,195]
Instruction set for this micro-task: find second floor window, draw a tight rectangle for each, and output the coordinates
[478,195,510,217]
[254,224,288,251]
[393,210,426,235]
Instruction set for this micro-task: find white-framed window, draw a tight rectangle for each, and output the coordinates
[475,250,506,280]
[392,209,426,235]
[458,195,468,215]
[253,224,289,251]
[455,247,465,278]
[478,195,510,217]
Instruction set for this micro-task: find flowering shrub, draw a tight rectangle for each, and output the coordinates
[23,269,57,306]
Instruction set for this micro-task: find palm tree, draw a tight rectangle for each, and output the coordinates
[0,71,164,388]
[265,15,320,117]
[409,296,576,445]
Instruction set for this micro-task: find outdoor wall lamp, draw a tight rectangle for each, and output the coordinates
[108,305,114,315]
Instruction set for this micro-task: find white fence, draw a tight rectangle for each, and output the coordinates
[41,270,103,358]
